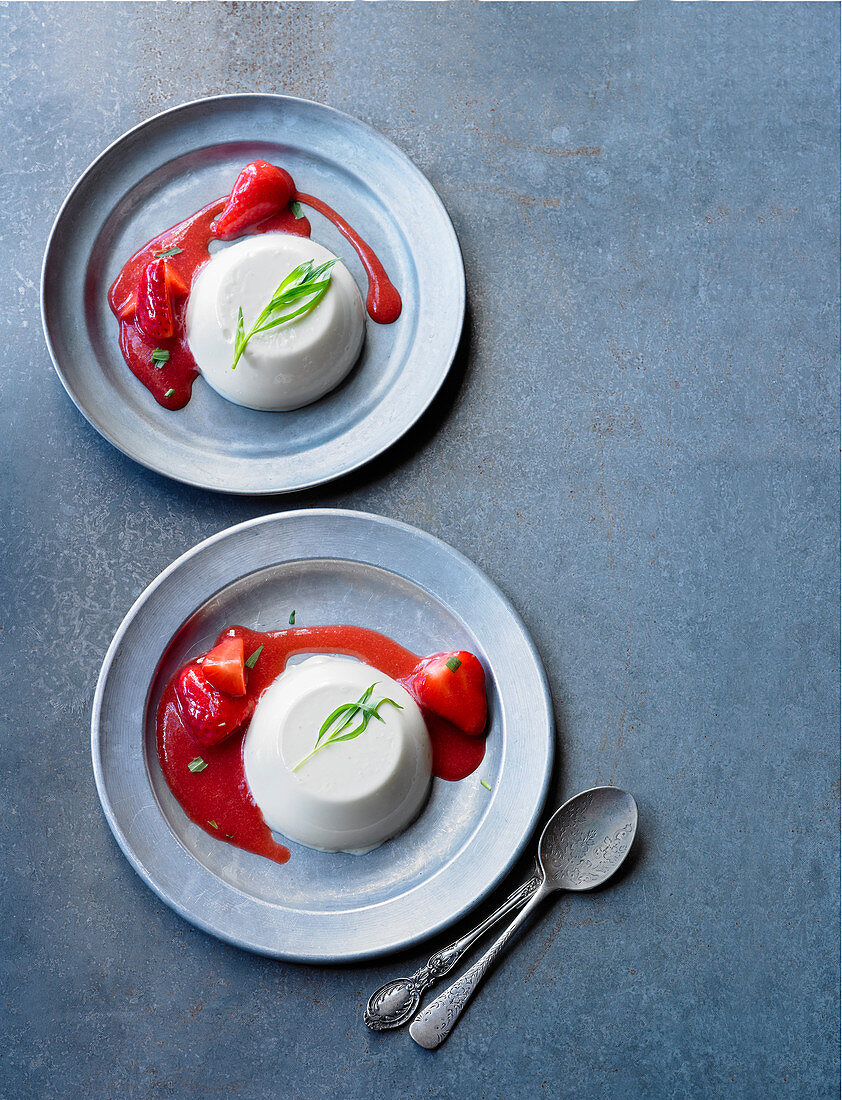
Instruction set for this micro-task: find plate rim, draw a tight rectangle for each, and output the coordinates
[41,93,466,495]
[91,508,554,962]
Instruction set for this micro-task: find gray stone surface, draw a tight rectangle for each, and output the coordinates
[1,2,839,1097]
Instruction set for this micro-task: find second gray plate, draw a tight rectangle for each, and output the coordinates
[92,510,553,962]
[41,95,464,494]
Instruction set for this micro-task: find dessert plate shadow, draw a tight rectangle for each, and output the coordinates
[92,510,553,962]
[41,95,464,494]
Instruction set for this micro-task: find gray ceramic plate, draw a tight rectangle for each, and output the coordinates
[92,510,553,962]
[41,95,464,494]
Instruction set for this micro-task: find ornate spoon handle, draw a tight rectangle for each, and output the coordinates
[423,870,542,979]
[364,869,542,1030]
[409,881,550,1049]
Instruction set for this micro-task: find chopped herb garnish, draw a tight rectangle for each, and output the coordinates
[151,349,170,369]
[153,245,184,259]
[290,201,304,220]
[164,388,175,398]
[188,757,207,773]
[231,258,336,370]
[245,644,264,669]
[445,655,462,673]
[218,721,226,727]
[288,610,296,626]
[480,779,492,791]
[293,684,403,772]
[225,834,233,839]
[208,820,218,829]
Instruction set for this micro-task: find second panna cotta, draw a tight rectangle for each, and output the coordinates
[186,233,365,411]
[243,656,432,853]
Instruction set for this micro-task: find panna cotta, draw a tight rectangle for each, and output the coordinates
[243,656,432,853]
[186,234,365,411]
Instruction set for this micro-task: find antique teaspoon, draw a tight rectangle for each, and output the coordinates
[365,867,543,1030]
[409,785,638,1049]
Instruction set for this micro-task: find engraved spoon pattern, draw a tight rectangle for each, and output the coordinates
[364,868,542,1030]
[408,786,638,1050]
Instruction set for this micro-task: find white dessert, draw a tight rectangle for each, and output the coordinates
[186,234,365,411]
[243,656,432,853]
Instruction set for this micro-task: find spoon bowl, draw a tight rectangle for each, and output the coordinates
[539,785,638,891]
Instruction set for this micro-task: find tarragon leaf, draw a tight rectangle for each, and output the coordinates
[292,683,402,772]
[231,258,336,370]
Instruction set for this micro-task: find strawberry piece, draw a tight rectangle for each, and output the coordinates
[135,258,175,340]
[212,160,295,240]
[165,264,190,300]
[201,636,247,696]
[115,295,136,321]
[175,662,255,747]
[405,651,488,737]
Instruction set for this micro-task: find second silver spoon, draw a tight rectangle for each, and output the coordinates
[364,868,542,1030]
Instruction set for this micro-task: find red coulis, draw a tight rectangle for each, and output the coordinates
[108,161,402,409]
[157,624,487,866]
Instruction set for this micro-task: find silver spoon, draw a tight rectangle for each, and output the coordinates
[365,867,543,1030]
[409,785,638,1050]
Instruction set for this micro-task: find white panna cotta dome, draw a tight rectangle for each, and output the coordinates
[243,656,432,853]
[187,234,365,411]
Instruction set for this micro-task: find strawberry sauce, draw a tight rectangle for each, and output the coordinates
[294,192,402,324]
[156,624,486,866]
[108,166,401,409]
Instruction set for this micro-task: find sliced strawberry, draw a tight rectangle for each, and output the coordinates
[201,636,247,696]
[405,651,488,737]
[212,160,295,240]
[175,662,255,747]
[165,264,190,300]
[115,295,136,321]
[135,258,175,340]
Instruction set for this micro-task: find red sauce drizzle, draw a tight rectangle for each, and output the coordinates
[108,169,401,409]
[156,624,486,866]
[294,192,402,324]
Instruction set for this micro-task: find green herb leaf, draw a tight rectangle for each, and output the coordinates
[231,259,336,370]
[313,700,365,749]
[290,200,304,220]
[308,685,383,756]
[151,349,170,369]
[153,245,184,259]
[164,388,175,398]
[480,779,491,791]
[446,655,462,673]
[245,644,264,669]
[188,757,207,773]
[288,610,296,625]
[234,306,245,362]
[292,685,403,772]
[208,820,218,829]
[225,834,234,839]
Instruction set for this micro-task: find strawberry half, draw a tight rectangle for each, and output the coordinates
[405,651,487,737]
[212,160,295,240]
[135,258,186,340]
[175,662,255,747]
[200,636,247,696]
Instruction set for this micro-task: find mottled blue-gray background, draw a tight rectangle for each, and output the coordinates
[1,2,838,1097]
